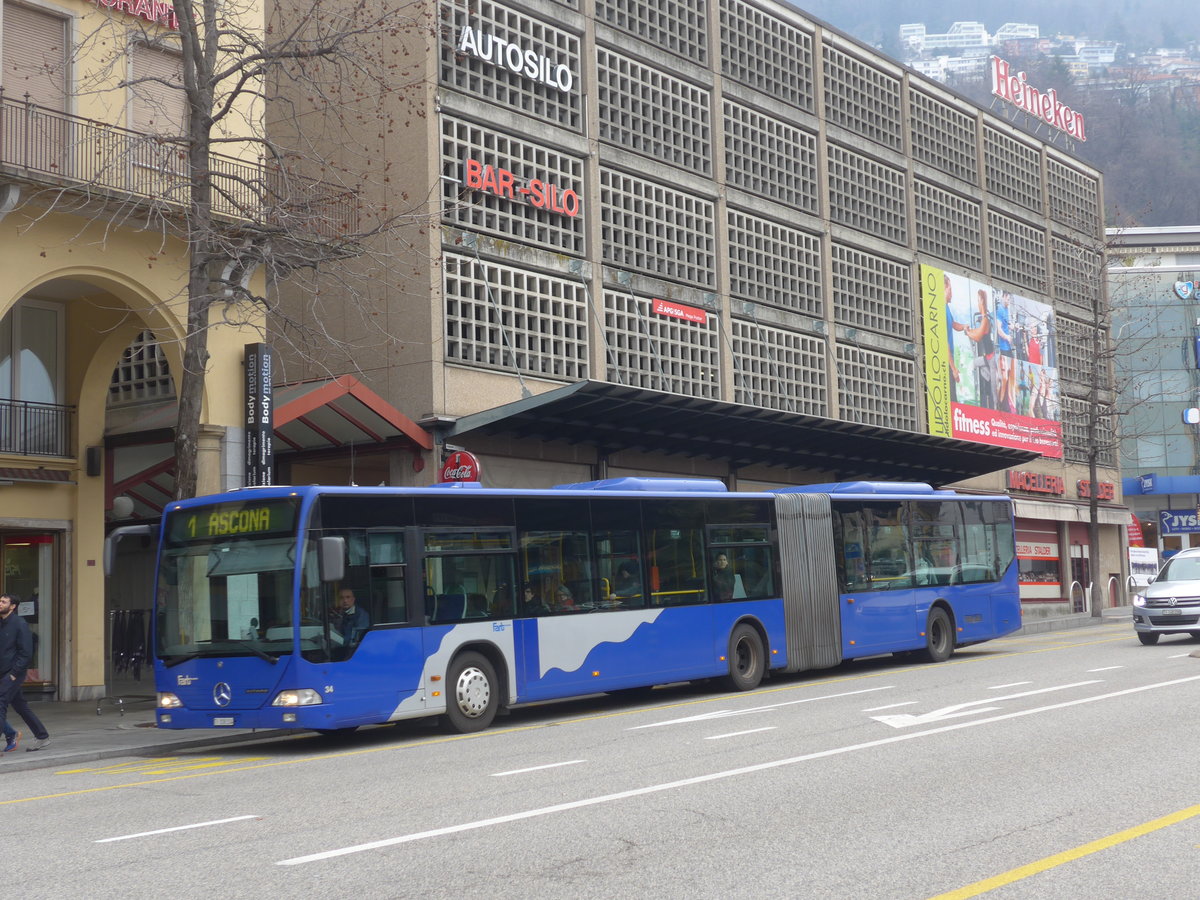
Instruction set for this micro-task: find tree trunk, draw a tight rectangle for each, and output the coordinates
[173,274,212,500]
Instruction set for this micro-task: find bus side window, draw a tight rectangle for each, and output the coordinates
[738,546,775,599]
[961,501,1001,584]
[864,503,911,590]
[593,529,645,609]
[833,503,869,592]
[368,531,407,625]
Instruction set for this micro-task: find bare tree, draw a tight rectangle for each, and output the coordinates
[1058,222,1163,612]
[167,0,442,497]
[12,0,435,498]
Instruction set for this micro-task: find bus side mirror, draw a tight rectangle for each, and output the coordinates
[318,536,346,583]
[104,524,157,576]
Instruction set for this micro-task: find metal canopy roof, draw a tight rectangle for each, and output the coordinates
[105,375,433,520]
[272,376,433,454]
[447,380,1037,484]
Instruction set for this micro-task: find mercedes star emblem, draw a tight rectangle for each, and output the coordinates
[213,682,233,707]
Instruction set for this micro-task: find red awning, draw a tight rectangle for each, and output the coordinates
[272,376,433,453]
[105,375,431,519]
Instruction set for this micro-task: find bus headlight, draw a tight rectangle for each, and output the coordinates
[158,692,183,709]
[271,689,323,707]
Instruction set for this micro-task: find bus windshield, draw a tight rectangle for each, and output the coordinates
[156,498,301,664]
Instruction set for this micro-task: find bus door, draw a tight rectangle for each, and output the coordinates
[834,502,915,655]
[420,527,518,690]
[304,528,426,720]
[910,498,967,637]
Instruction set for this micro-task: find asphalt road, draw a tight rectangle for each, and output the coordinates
[7,621,1199,899]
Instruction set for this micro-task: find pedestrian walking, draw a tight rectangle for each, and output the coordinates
[0,593,50,753]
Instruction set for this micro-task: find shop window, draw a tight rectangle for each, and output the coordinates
[2,533,56,684]
[1015,527,1062,601]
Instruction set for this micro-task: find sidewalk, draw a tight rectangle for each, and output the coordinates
[1017,603,1132,635]
[1,696,288,774]
[1,607,1137,773]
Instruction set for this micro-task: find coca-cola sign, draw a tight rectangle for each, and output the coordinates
[439,450,482,483]
[990,57,1086,142]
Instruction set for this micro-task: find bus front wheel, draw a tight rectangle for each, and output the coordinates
[922,608,955,663]
[723,624,765,691]
[445,651,499,733]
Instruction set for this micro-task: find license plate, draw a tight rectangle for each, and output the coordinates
[1162,609,1182,616]
[213,716,235,726]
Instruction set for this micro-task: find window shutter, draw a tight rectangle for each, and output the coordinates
[2,2,68,111]
[130,44,185,135]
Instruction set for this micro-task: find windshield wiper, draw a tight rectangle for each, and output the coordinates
[162,651,202,668]
[232,641,279,665]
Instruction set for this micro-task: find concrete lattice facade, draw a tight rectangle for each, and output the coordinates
[269,0,1129,615]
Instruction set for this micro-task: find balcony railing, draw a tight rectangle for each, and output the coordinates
[0,398,73,458]
[0,90,358,240]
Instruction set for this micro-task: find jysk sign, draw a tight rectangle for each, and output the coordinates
[1161,509,1200,535]
[244,343,274,487]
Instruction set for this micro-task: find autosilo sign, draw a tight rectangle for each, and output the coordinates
[457,26,574,93]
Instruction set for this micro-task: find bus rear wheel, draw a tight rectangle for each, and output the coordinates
[922,607,955,662]
[445,651,499,733]
[723,624,765,691]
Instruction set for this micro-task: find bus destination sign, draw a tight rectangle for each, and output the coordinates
[168,500,298,542]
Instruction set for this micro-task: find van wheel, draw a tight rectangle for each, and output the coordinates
[922,608,955,662]
[723,624,765,691]
[1137,632,1160,645]
[444,652,498,733]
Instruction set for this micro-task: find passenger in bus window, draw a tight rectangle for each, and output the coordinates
[711,552,735,601]
[490,582,514,617]
[612,562,642,601]
[521,582,549,617]
[333,588,370,645]
[552,583,578,612]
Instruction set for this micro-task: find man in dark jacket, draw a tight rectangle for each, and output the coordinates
[0,593,50,752]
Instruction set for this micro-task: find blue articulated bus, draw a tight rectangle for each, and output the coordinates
[129,478,1018,734]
